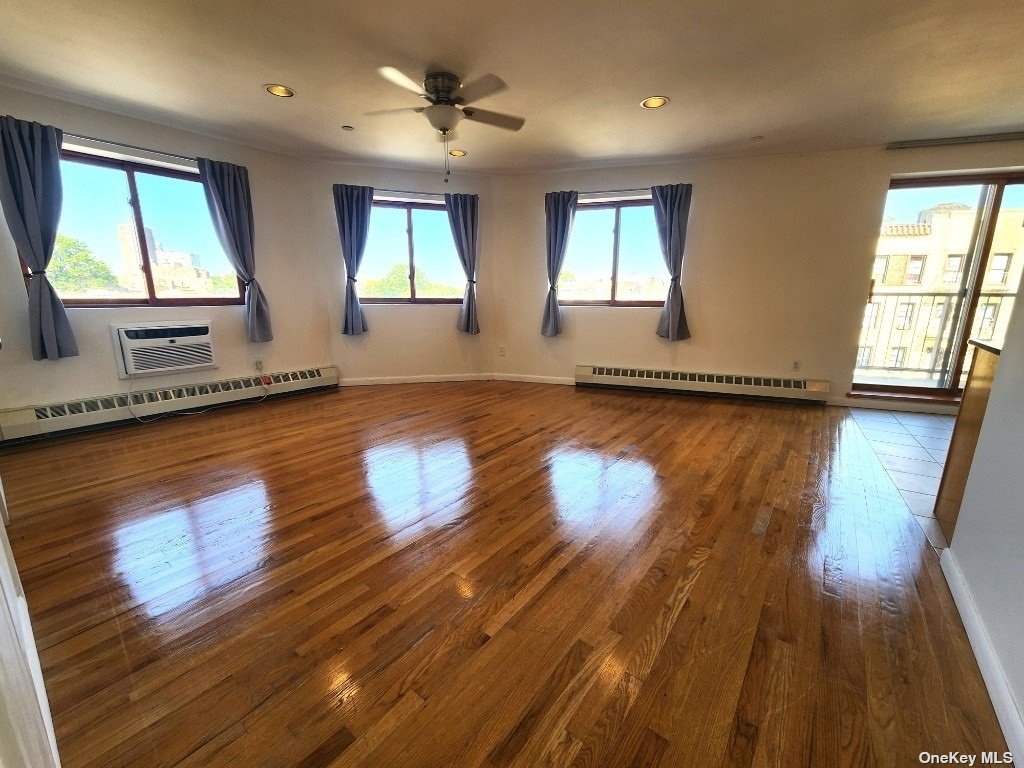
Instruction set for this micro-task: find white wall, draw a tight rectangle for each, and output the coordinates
[0,86,491,410]
[3,83,1024,412]
[947,293,1024,753]
[486,144,1024,402]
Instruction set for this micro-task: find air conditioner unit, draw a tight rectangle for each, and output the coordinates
[112,322,216,379]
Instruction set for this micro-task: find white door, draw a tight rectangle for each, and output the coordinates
[0,505,62,768]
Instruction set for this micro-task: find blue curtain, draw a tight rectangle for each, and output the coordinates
[541,190,578,337]
[445,193,480,334]
[0,116,78,360]
[333,184,374,335]
[197,159,273,342]
[651,184,693,341]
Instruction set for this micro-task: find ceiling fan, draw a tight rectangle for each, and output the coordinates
[365,67,526,142]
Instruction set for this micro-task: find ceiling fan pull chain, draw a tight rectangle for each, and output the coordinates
[443,132,451,183]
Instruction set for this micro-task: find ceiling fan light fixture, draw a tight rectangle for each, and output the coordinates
[640,96,670,109]
[449,149,467,157]
[424,104,464,133]
[265,83,295,98]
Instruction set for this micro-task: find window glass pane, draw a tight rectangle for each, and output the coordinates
[967,184,1024,350]
[361,206,411,299]
[616,205,670,301]
[53,160,147,300]
[411,208,463,299]
[134,172,239,299]
[855,183,985,388]
[559,208,614,301]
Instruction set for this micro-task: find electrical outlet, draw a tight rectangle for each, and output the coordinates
[792,360,801,372]
[255,360,264,372]
[498,345,506,357]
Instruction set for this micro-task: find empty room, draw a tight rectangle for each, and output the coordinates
[1,1,1023,766]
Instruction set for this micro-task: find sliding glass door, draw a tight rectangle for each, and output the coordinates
[853,176,1024,393]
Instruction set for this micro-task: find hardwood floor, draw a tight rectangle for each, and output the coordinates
[0,381,1008,767]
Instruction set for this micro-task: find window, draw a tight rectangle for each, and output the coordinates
[558,201,669,305]
[358,201,464,302]
[894,303,914,330]
[943,255,965,284]
[987,253,1011,285]
[856,346,873,367]
[862,301,880,329]
[33,152,242,306]
[871,256,889,283]
[977,302,999,340]
[904,255,925,285]
[887,346,907,367]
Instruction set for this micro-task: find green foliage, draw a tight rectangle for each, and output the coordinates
[49,235,119,293]
[361,264,411,298]
[361,264,462,299]
[210,274,241,295]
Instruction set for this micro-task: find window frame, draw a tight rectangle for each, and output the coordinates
[358,200,463,305]
[894,302,914,331]
[558,199,665,308]
[942,254,965,285]
[987,253,1012,285]
[21,150,244,308]
[904,255,926,285]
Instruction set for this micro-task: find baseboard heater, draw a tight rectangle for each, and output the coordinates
[575,364,829,402]
[0,366,340,441]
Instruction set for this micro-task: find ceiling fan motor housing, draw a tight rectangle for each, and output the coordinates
[424,71,462,104]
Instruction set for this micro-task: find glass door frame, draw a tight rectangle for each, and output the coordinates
[857,170,1024,397]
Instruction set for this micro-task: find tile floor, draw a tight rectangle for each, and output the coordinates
[848,406,956,550]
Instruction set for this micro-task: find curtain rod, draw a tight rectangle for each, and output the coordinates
[579,187,651,195]
[374,188,447,196]
[62,133,197,163]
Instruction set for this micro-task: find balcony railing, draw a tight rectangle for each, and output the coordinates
[853,290,1016,387]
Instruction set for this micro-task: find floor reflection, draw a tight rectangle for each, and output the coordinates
[363,438,472,536]
[546,446,660,531]
[113,479,269,619]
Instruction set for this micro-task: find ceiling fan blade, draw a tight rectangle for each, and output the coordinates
[461,107,525,132]
[363,107,426,117]
[453,74,508,105]
[378,66,426,97]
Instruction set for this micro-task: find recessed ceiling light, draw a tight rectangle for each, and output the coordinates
[341,125,355,132]
[448,149,467,157]
[640,96,670,109]
[264,84,295,98]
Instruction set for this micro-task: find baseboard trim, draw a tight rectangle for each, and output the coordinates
[340,373,490,386]
[340,373,576,387]
[940,548,1024,760]
[490,373,575,386]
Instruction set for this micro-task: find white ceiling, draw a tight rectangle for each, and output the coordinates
[1,0,1022,171]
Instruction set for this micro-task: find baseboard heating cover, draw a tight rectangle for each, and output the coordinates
[575,364,829,401]
[0,366,340,441]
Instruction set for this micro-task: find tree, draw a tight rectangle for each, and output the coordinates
[362,264,412,298]
[210,274,241,294]
[360,264,462,298]
[49,235,119,293]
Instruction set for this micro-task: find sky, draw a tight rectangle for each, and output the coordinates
[882,184,985,223]
[58,160,233,276]
[362,206,466,295]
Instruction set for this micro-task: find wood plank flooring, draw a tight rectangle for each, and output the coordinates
[0,381,1008,767]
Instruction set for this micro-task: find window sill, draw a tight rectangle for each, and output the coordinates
[360,298,462,305]
[558,301,663,307]
[63,299,245,308]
